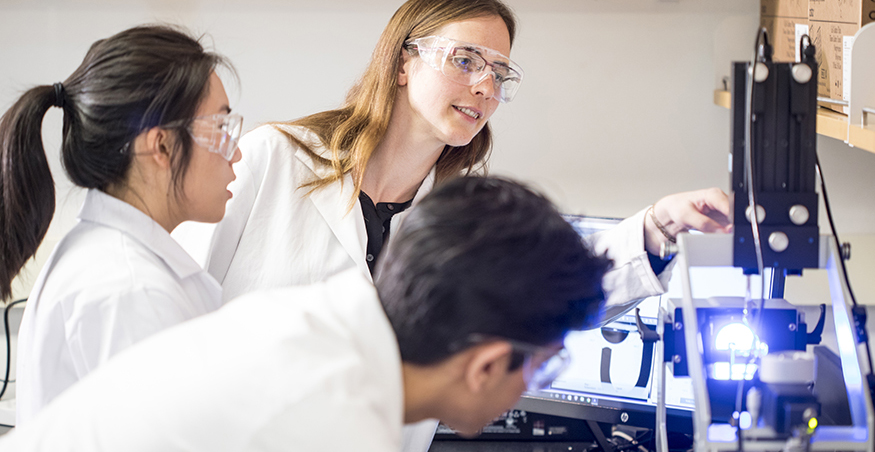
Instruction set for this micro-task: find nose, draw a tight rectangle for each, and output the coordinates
[472,72,496,100]
[230,145,242,164]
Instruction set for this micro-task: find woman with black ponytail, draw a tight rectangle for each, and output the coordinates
[0,24,242,423]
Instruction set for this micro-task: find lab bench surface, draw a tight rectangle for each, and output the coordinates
[429,441,594,452]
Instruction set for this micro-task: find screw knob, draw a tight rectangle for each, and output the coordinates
[769,232,789,252]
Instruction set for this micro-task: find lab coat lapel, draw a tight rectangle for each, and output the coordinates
[295,148,372,281]
[388,166,435,238]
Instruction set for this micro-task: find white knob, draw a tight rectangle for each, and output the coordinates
[791,63,812,84]
[751,62,769,83]
[745,205,766,224]
[769,232,789,252]
[789,205,810,225]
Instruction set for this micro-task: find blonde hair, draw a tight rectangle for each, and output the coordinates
[274,0,517,199]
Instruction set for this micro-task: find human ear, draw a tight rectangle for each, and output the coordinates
[463,342,514,394]
[398,49,412,87]
[142,127,173,170]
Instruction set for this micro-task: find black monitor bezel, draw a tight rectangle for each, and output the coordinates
[515,214,694,434]
[516,391,693,434]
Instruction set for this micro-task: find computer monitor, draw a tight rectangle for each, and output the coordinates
[516,215,767,435]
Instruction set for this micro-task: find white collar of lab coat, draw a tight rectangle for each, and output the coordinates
[279,125,438,281]
[77,189,205,280]
[274,125,339,180]
[275,124,436,203]
[409,166,434,206]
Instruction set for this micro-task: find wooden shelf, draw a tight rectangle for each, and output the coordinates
[713,90,875,154]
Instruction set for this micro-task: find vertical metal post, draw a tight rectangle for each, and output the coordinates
[676,233,713,450]
[825,239,875,452]
[655,303,668,452]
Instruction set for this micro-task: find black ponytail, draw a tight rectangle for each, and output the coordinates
[0,86,57,300]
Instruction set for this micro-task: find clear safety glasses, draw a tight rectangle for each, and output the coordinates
[466,334,570,392]
[166,113,243,161]
[515,341,570,392]
[404,36,524,103]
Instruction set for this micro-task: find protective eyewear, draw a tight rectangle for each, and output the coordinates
[166,113,243,161]
[516,342,570,392]
[466,334,569,392]
[404,36,524,103]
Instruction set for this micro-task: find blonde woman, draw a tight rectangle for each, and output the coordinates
[181,0,730,449]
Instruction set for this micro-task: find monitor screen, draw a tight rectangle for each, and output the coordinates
[516,215,764,433]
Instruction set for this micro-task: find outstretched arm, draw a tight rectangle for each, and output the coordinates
[644,187,732,255]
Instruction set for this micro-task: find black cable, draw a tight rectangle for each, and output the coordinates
[0,299,26,401]
[744,31,768,287]
[734,27,772,452]
[814,156,875,374]
[815,156,858,306]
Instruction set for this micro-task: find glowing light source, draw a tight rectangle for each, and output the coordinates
[712,362,758,380]
[710,322,763,380]
[715,323,755,352]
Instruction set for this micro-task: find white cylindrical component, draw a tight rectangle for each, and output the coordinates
[752,62,770,83]
[746,205,766,224]
[746,387,762,426]
[769,232,790,252]
[789,205,810,225]
[791,64,813,84]
[760,352,816,384]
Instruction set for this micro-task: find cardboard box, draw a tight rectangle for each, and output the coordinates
[762,0,807,18]
[761,16,811,61]
[809,21,859,112]
[761,0,809,62]
[808,0,875,113]
[808,0,875,24]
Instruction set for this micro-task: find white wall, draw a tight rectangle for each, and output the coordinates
[3,0,875,306]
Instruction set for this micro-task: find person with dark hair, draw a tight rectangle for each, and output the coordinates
[0,176,609,452]
[0,24,243,423]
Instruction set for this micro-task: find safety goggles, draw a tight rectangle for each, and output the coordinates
[166,113,243,161]
[404,36,524,103]
[466,334,569,392]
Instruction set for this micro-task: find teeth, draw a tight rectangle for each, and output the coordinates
[456,106,480,119]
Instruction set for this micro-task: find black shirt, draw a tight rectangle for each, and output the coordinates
[358,191,413,275]
[360,190,669,276]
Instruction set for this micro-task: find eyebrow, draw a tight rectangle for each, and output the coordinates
[459,45,484,57]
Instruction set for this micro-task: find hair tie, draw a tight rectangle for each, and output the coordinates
[52,83,66,109]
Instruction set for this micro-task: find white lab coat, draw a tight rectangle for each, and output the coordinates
[0,269,404,452]
[15,189,222,424]
[183,124,433,303]
[174,124,672,451]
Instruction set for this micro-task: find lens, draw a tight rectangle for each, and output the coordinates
[448,53,521,103]
[446,49,486,76]
[492,64,522,103]
[525,349,570,391]
[501,83,520,103]
[190,114,243,161]
[217,114,243,160]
